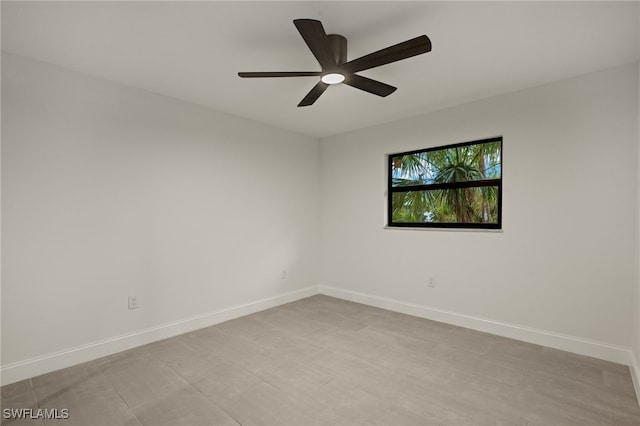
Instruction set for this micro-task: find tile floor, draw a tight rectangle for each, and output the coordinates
[1,295,639,425]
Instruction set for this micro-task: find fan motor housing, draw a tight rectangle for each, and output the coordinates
[327,34,347,65]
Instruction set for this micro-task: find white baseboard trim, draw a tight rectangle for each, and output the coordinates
[4,283,636,393]
[1,286,317,386]
[318,284,633,366]
[631,352,640,407]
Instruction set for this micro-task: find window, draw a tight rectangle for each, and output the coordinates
[387,137,502,229]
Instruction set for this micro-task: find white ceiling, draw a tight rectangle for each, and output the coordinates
[2,1,638,139]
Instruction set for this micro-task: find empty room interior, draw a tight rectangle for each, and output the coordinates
[2,1,640,425]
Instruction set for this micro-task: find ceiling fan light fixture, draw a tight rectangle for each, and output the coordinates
[321,72,345,85]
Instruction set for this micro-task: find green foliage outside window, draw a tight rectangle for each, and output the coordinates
[388,138,502,229]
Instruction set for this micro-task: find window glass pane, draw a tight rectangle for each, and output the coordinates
[391,141,501,187]
[391,186,500,224]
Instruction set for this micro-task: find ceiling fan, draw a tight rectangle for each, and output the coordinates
[238,19,432,107]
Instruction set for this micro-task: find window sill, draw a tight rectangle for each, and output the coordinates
[384,226,503,233]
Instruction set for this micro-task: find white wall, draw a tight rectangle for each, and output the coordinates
[320,64,638,351]
[1,54,319,376]
[634,33,640,395]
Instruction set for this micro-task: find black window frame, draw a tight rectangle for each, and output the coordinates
[387,136,503,230]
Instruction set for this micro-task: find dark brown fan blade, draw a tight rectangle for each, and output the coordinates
[344,35,431,73]
[238,72,322,78]
[293,19,336,70]
[344,74,397,97]
[298,81,329,107]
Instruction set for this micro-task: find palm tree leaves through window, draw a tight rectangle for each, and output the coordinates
[388,137,502,229]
